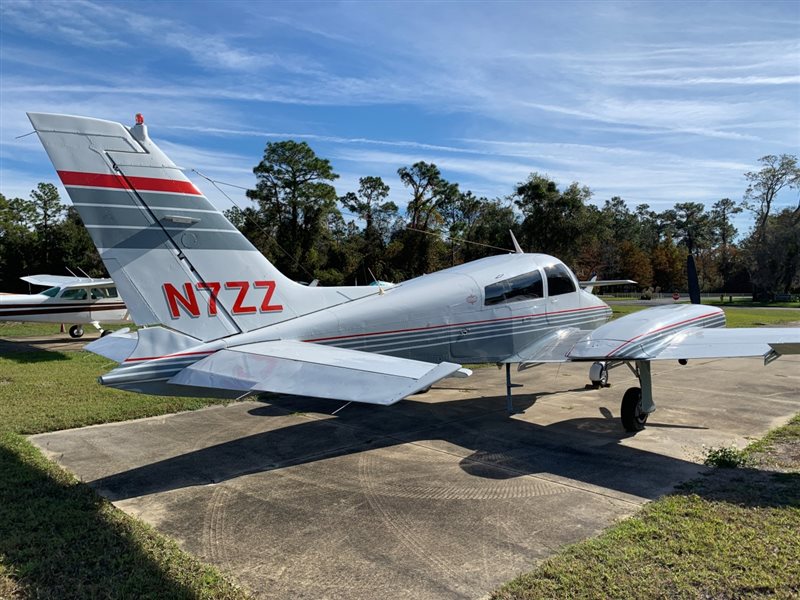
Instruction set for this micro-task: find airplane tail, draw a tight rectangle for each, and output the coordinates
[28,113,373,342]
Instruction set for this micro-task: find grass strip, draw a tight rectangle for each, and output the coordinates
[0,351,235,435]
[0,322,132,338]
[0,348,252,598]
[493,417,800,600]
[0,431,249,599]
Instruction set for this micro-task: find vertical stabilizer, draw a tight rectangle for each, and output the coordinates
[28,112,373,341]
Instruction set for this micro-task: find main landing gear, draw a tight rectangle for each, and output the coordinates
[589,360,655,432]
[67,322,111,339]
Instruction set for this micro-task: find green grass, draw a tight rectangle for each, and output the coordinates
[0,321,131,338]
[0,431,249,599]
[722,307,800,328]
[703,297,800,309]
[0,321,84,338]
[493,417,800,600]
[609,303,800,328]
[0,349,251,598]
[0,351,236,435]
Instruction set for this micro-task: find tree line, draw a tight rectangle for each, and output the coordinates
[1,147,798,298]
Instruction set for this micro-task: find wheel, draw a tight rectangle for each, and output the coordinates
[68,325,84,338]
[621,386,648,432]
[589,361,608,389]
[101,329,113,337]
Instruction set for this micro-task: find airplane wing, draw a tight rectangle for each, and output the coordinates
[168,340,470,405]
[21,275,113,289]
[640,327,800,362]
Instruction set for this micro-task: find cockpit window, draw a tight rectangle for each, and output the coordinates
[41,286,60,297]
[545,264,576,296]
[59,288,88,300]
[485,270,544,306]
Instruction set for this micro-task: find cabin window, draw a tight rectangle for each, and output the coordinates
[41,286,60,297]
[545,264,576,296]
[90,286,119,299]
[60,288,88,300]
[485,270,544,306]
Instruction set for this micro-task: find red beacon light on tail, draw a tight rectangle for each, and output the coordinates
[131,113,148,143]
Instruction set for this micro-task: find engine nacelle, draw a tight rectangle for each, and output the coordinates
[568,304,725,360]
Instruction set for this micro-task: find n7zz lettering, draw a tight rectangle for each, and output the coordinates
[163,281,283,318]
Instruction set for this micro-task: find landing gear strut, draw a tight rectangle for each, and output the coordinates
[505,363,523,414]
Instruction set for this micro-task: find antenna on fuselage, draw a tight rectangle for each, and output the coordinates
[509,230,524,254]
[367,267,385,295]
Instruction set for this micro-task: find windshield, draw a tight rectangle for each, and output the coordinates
[544,264,577,296]
[41,286,61,297]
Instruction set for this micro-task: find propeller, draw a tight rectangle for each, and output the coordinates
[687,254,701,305]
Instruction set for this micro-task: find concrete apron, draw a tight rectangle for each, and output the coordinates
[31,356,800,599]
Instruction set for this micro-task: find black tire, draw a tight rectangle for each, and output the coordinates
[621,387,648,432]
[591,366,608,389]
[68,325,84,339]
[101,329,113,337]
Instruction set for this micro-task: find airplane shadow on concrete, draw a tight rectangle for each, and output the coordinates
[87,387,747,506]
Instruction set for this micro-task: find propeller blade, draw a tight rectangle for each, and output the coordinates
[687,254,701,305]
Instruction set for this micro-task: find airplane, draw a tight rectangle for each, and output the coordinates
[0,274,129,338]
[27,112,800,432]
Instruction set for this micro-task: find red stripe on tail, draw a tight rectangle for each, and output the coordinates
[57,170,202,195]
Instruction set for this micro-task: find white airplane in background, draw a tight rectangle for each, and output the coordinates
[0,275,129,338]
[28,112,800,432]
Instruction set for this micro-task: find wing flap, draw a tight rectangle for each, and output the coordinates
[503,327,589,364]
[649,327,800,360]
[168,340,463,405]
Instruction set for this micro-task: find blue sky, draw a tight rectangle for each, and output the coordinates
[1,0,798,236]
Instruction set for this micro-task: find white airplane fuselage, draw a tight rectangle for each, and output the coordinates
[240,253,611,364]
[0,291,129,326]
[102,253,613,396]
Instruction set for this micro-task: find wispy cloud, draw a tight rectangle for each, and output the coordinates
[1,0,798,230]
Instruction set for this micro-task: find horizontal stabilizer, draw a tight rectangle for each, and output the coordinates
[579,279,636,288]
[647,327,800,360]
[125,326,201,362]
[84,328,137,363]
[168,340,463,405]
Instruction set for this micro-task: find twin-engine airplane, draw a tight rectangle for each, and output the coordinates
[0,275,129,338]
[28,112,800,431]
